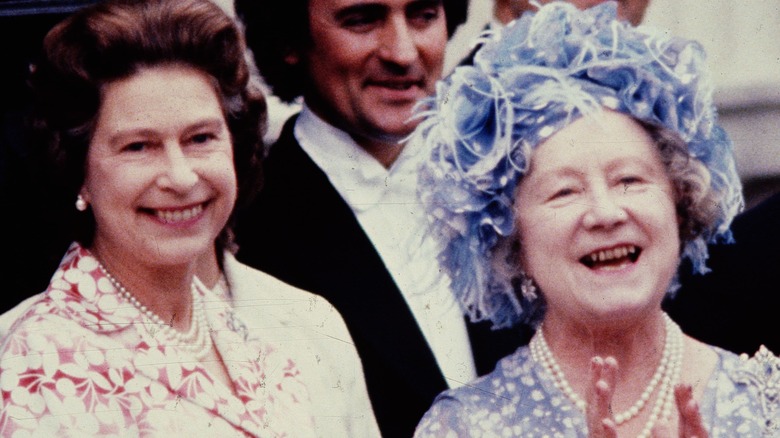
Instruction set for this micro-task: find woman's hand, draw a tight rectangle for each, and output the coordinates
[651,385,709,438]
[587,356,619,438]
[586,360,708,438]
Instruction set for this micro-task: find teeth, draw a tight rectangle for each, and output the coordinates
[155,204,203,223]
[587,245,637,264]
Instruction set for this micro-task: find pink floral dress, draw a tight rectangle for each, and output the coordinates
[0,243,315,437]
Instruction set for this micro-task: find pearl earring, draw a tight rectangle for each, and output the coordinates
[75,195,88,212]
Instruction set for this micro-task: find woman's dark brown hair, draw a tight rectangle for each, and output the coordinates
[30,0,266,250]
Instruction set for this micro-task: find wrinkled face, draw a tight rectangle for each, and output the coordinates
[81,64,237,270]
[514,112,679,327]
[297,0,447,145]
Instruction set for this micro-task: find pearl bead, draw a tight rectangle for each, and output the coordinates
[98,263,212,360]
[531,313,684,437]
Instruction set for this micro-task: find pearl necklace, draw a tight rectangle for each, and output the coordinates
[99,264,212,360]
[530,313,683,437]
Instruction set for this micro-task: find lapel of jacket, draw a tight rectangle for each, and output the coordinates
[236,118,449,434]
[201,280,317,437]
[276,121,446,389]
[123,303,265,436]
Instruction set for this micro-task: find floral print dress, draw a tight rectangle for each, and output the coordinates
[415,346,776,437]
[0,243,315,437]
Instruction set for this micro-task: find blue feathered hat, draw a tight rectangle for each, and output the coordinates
[413,1,743,329]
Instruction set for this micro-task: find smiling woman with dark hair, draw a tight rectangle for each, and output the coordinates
[0,1,317,436]
[412,2,776,436]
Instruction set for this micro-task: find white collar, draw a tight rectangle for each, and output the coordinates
[294,105,424,212]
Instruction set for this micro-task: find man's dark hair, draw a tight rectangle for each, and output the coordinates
[235,0,468,103]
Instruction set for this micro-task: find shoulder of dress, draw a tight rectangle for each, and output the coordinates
[731,345,780,436]
[218,256,337,337]
[3,289,84,330]
[439,348,532,404]
[0,299,108,366]
[227,255,337,310]
[0,293,48,336]
[47,245,155,334]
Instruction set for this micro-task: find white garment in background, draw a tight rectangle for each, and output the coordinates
[295,106,477,388]
[223,253,381,437]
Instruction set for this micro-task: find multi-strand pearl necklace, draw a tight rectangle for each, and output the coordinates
[529,313,684,437]
[99,264,212,360]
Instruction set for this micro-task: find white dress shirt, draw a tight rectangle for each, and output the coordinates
[295,106,477,388]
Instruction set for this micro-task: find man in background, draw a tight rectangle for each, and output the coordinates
[232,0,526,436]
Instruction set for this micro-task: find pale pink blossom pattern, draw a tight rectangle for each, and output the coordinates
[0,243,315,437]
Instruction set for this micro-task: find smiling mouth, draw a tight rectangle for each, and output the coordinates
[580,244,641,269]
[147,203,205,224]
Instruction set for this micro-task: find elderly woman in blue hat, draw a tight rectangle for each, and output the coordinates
[412,2,776,437]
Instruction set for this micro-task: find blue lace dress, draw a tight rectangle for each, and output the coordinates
[415,346,774,437]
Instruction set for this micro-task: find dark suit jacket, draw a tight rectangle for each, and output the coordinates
[235,117,528,437]
[666,192,780,355]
